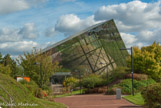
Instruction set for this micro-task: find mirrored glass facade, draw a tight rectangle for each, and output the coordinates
[43,19,128,75]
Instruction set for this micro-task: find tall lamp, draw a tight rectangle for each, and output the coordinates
[120,47,134,96]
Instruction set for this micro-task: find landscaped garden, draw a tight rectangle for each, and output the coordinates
[55,42,161,108]
[0,42,160,108]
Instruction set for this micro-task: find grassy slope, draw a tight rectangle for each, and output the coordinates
[123,93,145,105]
[0,73,66,108]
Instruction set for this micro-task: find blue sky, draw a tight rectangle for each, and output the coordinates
[0,0,161,58]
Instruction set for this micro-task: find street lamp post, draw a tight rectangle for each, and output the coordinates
[34,62,43,88]
[120,47,134,96]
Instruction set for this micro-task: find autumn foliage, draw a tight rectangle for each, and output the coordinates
[128,42,161,81]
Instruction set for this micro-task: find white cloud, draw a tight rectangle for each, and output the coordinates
[94,0,161,47]
[0,0,47,14]
[0,0,29,14]
[94,0,161,32]
[0,41,38,55]
[0,28,21,42]
[138,29,161,43]
[120,32,137,48]
[18,23,38,39]
[136,42,144,48]
[0,23,38,42]
[45,27,56,37]
[0,41,51,57]
[121,33,137,45]
[55,14,100,35]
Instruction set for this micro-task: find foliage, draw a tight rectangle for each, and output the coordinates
[102,67,129,85]
[125,73,148,80]
[0,53,19,78]
[19,80,39,96]
[0,64,11,75]
[141,83,161,108]
[112,78,156,94]
[127,42,161,81]
[105,88,116,95]
[81,74,103,89]
[63,77,78,91]
[18,48,61,88]
[123,93,145,105]
[3,54,19,78]
[35,88,44,98]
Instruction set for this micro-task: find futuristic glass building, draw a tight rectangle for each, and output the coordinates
[43,19,128,75]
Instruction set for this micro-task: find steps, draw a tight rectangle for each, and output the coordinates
[52,84,63,95]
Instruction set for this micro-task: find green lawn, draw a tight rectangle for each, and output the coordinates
[123,93,145,105]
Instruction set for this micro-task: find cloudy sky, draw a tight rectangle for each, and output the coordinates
[0,0,161,58]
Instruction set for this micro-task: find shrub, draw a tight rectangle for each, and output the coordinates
[141,83,161,108]
[81,74,103,89]
[19,80,39,96]
[63,77,78,91]
[42,83,53,96]
[112,78,156,95]
[125,73,148,80]
[116,79,133,94]
[102,67,129,85]
[35,88,44,98]
[106,88,116,95]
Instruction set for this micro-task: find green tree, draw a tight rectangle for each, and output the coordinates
[0,53,18,77]
[128,42,161,81]
[18,48,61,88]
[0,53,2,62]
[0,64,11,75]
[2,54,18,78]
[2,54,12,66]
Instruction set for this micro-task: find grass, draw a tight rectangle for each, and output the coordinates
[0,73,66,108]
[53,89,84,98]
[123,93,145,105]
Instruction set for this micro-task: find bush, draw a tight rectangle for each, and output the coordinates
[19,80,39,96]
[102,67,129,85]
[125,73,148,80]
[81,74,103,89]
[19,80,46,98]
[42,83,53,96]
[106,88,116,95]
[35,88,44,98]
[141,83,161,108]
[112,78,156,95]
[63,77,78,91]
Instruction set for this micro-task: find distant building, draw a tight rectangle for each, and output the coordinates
[43,19,128,75]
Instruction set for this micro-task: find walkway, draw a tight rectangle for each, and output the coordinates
[54,94,142,108]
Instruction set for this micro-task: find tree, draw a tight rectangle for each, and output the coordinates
[0,64,11,75]
[127,42,161,81]
[1,54,18,78]
[0,53,2,62]
[18,48,61,88]
[0,53,18,77]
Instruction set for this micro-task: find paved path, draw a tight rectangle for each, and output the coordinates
[54,94,142,108]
